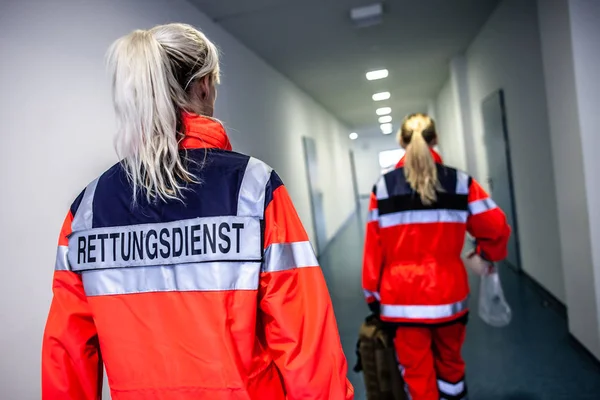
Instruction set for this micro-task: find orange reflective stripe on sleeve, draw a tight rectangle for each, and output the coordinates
[55,212,74,271]
[466,179,511,262]
[467,175,499,215]
[469,198,498,215]
[260,184,353,399]
[42,211,102,400]
[264,185,309,247]
[362,191,383,302]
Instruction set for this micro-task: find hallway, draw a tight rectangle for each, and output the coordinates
[320,206,600,400]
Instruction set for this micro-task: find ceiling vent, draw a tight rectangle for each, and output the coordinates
[350,3,384,28]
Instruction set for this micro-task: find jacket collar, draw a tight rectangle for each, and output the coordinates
[179,113,232,150]
[396,148,443,168]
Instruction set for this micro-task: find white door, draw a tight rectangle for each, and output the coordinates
[481,90,521,270]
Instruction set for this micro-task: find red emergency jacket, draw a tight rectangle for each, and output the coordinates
[362,150,510,324]
[42,114,354,400]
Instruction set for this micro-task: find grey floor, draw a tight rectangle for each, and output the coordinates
[319,202,600,400]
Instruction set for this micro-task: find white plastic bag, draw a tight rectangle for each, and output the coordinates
[478,267,512,327]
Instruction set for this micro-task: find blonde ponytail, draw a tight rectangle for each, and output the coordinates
[399,113,439,205]
[106,24,220,202]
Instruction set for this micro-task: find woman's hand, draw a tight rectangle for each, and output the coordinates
[464,251,493,276]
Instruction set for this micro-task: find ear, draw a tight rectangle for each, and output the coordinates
[198,75,212,99]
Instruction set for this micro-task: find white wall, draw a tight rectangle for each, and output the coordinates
[352,135,400,196]
[435,78,465,170]
[569,0,600,357]
[449,0,565,302]
[0,0,355,398]
[537,0,600,358]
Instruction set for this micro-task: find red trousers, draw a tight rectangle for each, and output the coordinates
[394,322,467,400]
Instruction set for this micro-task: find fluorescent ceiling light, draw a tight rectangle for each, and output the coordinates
[381,123,393,135]
[366,69,389,81]
[372,92,391,101]
[378,115,392,124]
[376,107,392,116]
[350,3,383,28]
[349,132,358,140]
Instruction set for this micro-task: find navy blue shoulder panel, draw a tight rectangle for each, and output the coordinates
[91,149,251,229]
[264,171,284,210]
[70,190,85,217]
[377,164,469,215]
[383,164,460,197]
[436,164,459,194]
[383,168,409,197]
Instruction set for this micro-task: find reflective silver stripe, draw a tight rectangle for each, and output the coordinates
[71,178,99,232]
[380,297,469,319]
[367,209,379,222]
[456,171,469,195]
[363,289,380,301]
[379,210,468,228]
[68,216,262,271]
[237,157,272,218]
[469,198,497,215]
[55,245,70,271]
[81,261,261,296]
[438,380,466,397]
[376,176,389,200]
[262,241,318,272]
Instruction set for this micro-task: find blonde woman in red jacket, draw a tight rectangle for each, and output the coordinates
[42,23,353,400]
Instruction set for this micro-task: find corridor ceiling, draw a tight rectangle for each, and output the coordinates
[191,0,500,136]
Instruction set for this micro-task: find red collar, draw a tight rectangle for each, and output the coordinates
[396,148,443,168]
[179,113,232,150]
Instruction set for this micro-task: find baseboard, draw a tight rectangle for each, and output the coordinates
[516,268,567,319]
[568,333,600,367]
[318,208,358,259]
[515,268,600,365]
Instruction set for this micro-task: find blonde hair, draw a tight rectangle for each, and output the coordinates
[107,23,220,202]
[398,113,439,205]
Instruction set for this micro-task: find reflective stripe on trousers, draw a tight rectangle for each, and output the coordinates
[438,378,467,399]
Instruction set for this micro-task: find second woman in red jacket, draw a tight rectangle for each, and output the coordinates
[362,113,510,400]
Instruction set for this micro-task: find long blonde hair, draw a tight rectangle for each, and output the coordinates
[106,23,220,202]
[398,113,439,205]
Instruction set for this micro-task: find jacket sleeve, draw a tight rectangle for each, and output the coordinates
[259,173,354,400]
[466,178,511,262]
[362,187,383,305]
[42,211,103,400]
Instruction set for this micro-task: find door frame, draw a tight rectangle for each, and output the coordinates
[482,89,522,271]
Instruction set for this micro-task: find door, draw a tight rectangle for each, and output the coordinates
[481,90,521,270]
[302,137,328,254]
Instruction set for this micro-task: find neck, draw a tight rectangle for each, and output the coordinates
[188,100,214,118]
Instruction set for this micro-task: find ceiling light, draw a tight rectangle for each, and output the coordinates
[376,107,392,116]
[381,123,393,134]
[350,3,384,28]
[372,92,391,101]
[379,115,392,123]
[349,132,358,140]
[366,69,389,81]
